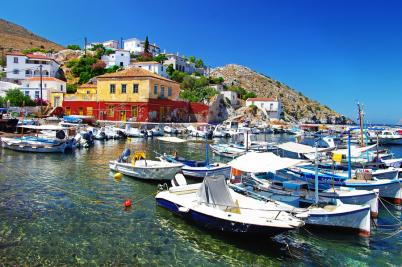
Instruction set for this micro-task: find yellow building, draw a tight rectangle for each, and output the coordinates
[96,67,180,102]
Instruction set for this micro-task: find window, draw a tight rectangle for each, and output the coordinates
[154,84,158,94]
[121,53,124,56]
[160,86,165,97]
[13,69,19,74]
[24,91,29,96]
[35,91,40,99]
[108,106,114,117]
[161,66,164,71]
[87,90,90,94]
[65,107,71,115]
[131,106,138,118]
[168,87,172,97]
[270,103,274,110]
[78,107,84,115]
[87,107,93,116]
[13,57,18,63]
[25,70,31,75]
[110,84,116,94]
[121,84,127,94]
[133,84,139,93]
[60,85,63,91]
[120,62,123,67]
[44,83,47,88]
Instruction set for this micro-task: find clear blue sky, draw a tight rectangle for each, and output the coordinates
[2,0,401,123]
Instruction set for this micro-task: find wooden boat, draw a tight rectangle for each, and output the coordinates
[1,136,67,153]
[156,174,305,236]
[109,149,183,181]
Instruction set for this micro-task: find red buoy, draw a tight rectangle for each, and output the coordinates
[124,199,132,208]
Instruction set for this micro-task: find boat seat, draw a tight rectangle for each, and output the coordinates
[171,173,187,187]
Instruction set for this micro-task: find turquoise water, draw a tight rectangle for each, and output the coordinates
[0,135,401,266]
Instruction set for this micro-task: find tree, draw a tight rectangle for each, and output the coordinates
[195,59,204,68]
[67,44,81,50]
[4,89,35,107]
[0,96,4,107]
[153,53,167,64]
[66,84,77,94]
[144,36,150,54]
[188,56,196,63]
[166,64,174,76]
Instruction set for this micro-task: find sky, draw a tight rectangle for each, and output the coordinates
[1,0,401,123]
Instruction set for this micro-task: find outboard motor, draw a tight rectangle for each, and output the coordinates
[118,148,131,163]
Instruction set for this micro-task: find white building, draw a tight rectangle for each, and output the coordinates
[101,49,131,68]
[221,91,238,106]
[86,40,119,50]
[123,38,160,56]
[0,81,21,97]
[129,61,168,77]
[6,52,61,84]
[163,53,205,75]
[246,98,282,120]
[210,84,224,93]
[20,77,66,105]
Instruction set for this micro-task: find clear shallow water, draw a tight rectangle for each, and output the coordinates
[0,134,400,266]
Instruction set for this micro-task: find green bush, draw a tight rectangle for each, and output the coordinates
[0,96,4,107]
[67,84,78,94]
[67,44,81,50]
[4,89,35,107]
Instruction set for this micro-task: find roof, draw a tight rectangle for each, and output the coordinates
[131,61,160,65]
[97,67,178,83]
[228,152,304,173]
[26,53,52,60]
[246,98,277,102]
[26,77,65,82]
[6,52,25,56]
[78,83,97,89]
[276,142,330,154]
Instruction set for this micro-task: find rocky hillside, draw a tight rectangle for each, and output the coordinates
[211,64,349,124]
[0,19,64,53]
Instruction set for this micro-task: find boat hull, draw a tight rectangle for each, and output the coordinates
[306,205,371,236]
[156,198,294,236]
[109,160,182,181]
[1,140,67,153]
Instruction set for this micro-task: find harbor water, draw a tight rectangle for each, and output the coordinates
[0,134,401,266]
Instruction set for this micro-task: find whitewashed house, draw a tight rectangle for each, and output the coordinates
[246,98,282,119]
[6,52,61,84]
[210,84,224,93]
[20,77,66,105]
[101,49,131,68]
[123,38,160,56]
[129,61,168,77]
[221,91,238,106]
[86,40,119,50]
[163,53,205,75]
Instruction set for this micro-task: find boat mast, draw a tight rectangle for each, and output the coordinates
[358,102,365,147]
[205,134,209,165]
[314,139,319,204]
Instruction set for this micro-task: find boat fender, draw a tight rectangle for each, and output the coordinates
[124,199,132,208]
[178,207,189,213]
[114,172,123,179]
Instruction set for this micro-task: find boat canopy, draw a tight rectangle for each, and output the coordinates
[156,136,187,143]
[332,144,377,157]
[228,152,304,173]
[197,175,235,208]
[276,142,330,154]
[18,125,67,130]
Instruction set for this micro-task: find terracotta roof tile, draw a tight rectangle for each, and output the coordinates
[26,77,65,82]
[130,61,160,65]
[97,67,177,83]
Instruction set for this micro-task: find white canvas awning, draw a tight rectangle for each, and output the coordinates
[228,152,305,173]
[332,144,377,157]
[276,142,330,154]
[157,136,187,143]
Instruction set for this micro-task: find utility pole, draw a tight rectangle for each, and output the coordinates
[84,37,87,55]
[39,65,43,116]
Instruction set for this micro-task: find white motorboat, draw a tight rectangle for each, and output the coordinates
[164,125,178,134]
[377,130,402,145]
[1,136,68,153]
[125,125,144,138]
[156,174,305,236]
[151,126,164,137]
[109,149,183,180]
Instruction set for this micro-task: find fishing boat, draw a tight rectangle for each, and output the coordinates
[125,124,144,138]
[164,125,178,134]
[210,143,246,158]
[376,130,402,145]
[155,174,305,236]
[227,152,372,235]
[109,149,183,181]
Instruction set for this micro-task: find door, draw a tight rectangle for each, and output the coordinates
[54,96,60,107]
[120,110,126,121]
